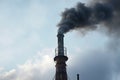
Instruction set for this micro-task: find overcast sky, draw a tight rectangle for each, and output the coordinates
[0,0,120,80]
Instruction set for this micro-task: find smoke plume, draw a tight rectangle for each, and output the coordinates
[58,0,120,36]
[57,1,120,80]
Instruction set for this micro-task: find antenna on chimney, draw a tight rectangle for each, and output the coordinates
[77,74,80,80]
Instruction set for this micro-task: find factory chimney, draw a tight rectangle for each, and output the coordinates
[54,33,68,80]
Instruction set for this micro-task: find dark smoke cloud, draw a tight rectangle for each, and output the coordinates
[57,1,120,80]
[57,0,120,80]
[58,0,120,35]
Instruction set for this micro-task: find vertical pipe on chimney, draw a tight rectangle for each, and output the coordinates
[57,33,64,56]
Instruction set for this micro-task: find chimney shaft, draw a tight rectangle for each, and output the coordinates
[54,33,68,80]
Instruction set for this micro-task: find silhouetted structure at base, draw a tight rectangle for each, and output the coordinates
[54,33,68,80]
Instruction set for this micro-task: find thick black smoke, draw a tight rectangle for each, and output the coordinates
[57,1,120,80]
[58,0,120,35]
